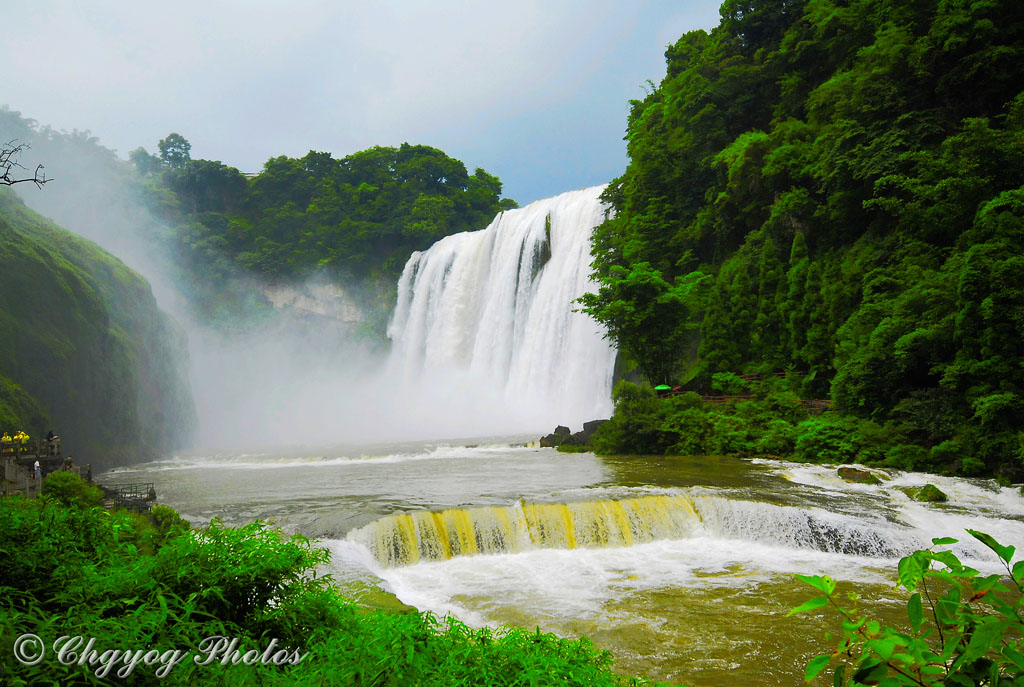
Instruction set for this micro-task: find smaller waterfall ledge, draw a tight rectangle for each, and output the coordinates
[386,186,617,433]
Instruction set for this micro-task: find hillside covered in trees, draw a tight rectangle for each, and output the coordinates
[1,108,516,329]
[582,0,1024,479]
[0,189,194,470]
[132,135,517,324]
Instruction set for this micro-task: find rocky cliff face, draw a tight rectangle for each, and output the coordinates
[262,282,364,325]
[0,190,195,471]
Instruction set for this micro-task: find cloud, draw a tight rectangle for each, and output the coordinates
[4,0,720,203]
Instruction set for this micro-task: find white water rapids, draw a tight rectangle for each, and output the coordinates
[104,443,1024,686]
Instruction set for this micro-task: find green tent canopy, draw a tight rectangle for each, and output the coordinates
[654,385,672,391]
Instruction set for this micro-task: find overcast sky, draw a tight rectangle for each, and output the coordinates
[5,1,721,205]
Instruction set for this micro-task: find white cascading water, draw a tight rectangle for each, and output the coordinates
[386,186,617,432]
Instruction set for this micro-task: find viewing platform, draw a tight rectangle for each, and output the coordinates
[2,436,157,510]
[1,437,91,497]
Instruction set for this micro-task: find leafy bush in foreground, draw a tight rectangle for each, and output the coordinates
[792,531,1024,686]
[0,487,666,686]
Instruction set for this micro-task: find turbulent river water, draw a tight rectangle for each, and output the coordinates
[100,439,1024,686]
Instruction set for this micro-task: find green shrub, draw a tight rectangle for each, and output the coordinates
[40,471,103,508]
[794,416,860,463]
[885,443,929,471]
[756,419,798,455]
[150,503,191,546]
[593,381,675,454]
[792,530,1023,685]
[0,497,660,686]
[705,413,753,454]
[711,371,749,394]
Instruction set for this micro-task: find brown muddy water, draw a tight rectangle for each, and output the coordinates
[102,440,1024,686]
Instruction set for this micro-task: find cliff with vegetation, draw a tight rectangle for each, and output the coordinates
[1,108,516,336]
[133,136,518,332]
[582,0,1024,479]
[0,189,194,470]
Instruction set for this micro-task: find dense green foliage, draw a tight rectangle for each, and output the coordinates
[0,189,194,471]
[593,379,888,462]
[40,470,104,508]
[0,483,664,686]
[1,109,514,332]
[136,136,516,295]
[0,375,50,435]
[594,379,1002,474]
[792,531,1024,685]
[583,0,1024,479]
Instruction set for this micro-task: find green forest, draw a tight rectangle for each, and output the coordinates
[133,135,516,323]
[581,0,1024,481]
[0,107,515,328]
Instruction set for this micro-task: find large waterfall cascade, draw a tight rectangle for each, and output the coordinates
[387,186,617,430]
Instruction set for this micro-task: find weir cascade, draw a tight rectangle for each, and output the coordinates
[386,186,617,430]
[346,492,934,568]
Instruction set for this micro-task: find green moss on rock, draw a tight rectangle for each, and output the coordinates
[897,484,949,503]
[837,466,882,485]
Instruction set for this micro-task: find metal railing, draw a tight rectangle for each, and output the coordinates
[101,483,157,512]
[0,438,62,457]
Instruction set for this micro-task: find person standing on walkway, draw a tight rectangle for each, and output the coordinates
[34,459,41,481]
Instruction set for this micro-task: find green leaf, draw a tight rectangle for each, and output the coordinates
[932,537,958,546]
[966,529,1016,564]
[1012,560,1024,584]
[852,658,888,684]
[789,596,830,616]
[898,552,927,591]
[867,637,898,661]
[805,654,831,681]
[796,574,837,595]
[954,618,1006,668]
[833,664,845,687]
[908,593,923,634]
[1003,647,1024,671]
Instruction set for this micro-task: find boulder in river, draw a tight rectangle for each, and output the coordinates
[539,426,572,447]
[540,421,608,449]
[837,466,882,485]
[899,484,949,503]
[575,419,609,445]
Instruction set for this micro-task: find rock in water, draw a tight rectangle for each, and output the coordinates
[576,419,608,445]
[540,426,572,447]
[898,484,948,503]
[837,467,882,485]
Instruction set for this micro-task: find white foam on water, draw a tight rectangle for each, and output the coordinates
[339,536,895,629]
[102,443,538,472]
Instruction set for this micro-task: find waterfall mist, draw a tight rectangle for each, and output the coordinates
[3,121,384,451]
[5,117,617,451]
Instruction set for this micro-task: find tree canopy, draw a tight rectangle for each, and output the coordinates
[583,0,1024,479]
[142,139,515,284]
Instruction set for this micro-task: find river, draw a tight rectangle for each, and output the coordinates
[99,439,1024,686]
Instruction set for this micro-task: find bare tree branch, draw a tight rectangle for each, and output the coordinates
[1,141,51,188]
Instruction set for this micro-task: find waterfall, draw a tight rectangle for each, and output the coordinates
[348,495,703,567]
[347,493,937,568]
[386,186,617,432]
